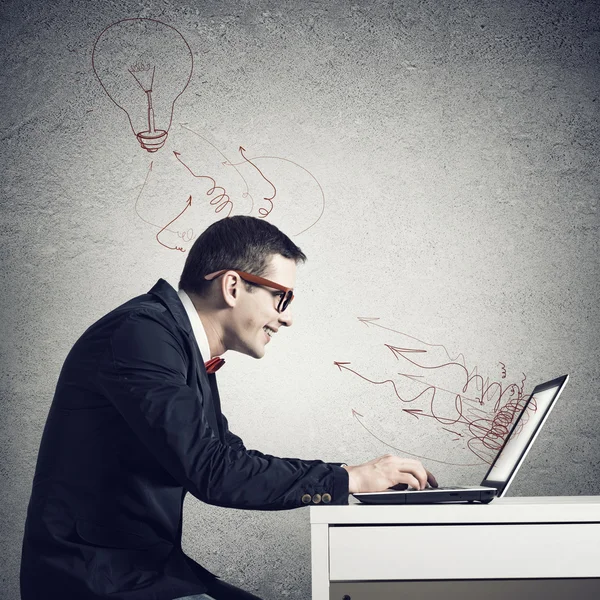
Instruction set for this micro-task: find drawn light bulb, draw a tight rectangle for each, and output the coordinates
[92,18,193,153]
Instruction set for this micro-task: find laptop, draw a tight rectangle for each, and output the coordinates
[353,374,569,504]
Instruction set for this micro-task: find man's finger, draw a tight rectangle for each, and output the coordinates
[389,482,409,491]
[426,469,438,488]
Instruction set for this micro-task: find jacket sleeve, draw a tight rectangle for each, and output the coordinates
[97,310,349,510]
[222,414,347,467]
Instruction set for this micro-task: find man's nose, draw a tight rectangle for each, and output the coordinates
[278,307,293,327]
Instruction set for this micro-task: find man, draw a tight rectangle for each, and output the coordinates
[21,216,436,600]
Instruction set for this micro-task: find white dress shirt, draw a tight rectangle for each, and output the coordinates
[177,288,212,361]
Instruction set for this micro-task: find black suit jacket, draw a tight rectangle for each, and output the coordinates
[21,279,348,599]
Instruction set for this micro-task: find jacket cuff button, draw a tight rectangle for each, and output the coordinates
[322,493,332,503]
[302,494,312,504]
[312,494,322,504]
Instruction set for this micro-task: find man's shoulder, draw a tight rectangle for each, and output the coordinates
[84,280,186,339]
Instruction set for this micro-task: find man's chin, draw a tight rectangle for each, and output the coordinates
[241,346,265,359]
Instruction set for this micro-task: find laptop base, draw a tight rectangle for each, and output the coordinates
[354,488,497,504]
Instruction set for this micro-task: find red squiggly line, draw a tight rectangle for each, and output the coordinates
[336,334,533,466]
[334,362,426,404]
[179,124,255,213]
[387,345,534,464]
[238,146,276,218]
[156,195,192,252]
[358,317,467,365]
[133,161,195,241]
[499,362,507,379]
[224,155,325,235]
[173,151,233,216]
[442,427,463,437]
[351,408,482,467]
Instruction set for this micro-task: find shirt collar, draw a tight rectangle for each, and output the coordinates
[178,288,211,361]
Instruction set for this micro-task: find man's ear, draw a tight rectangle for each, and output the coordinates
[222,271,239,308]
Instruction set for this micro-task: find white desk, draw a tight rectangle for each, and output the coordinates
[310,497,600,600]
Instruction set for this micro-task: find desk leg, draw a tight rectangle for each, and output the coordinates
[311,523,329,600]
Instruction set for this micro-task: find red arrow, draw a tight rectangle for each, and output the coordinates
[174,150,233,216]
[403,408,423,419]
[221,152,325,236]
[357,317,467,365]
[156,195,192,252]
[179,124,255,213]
[357,317,380,326]
[385,343,468,376]
[239,146,276,218]
[350,407,482,467]
[385,344,427,359]
[334,361,352,371]
[333,361,434,404]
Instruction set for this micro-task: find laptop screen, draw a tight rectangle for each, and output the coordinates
[481,375,568,497]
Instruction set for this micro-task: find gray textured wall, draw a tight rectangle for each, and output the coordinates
[1,0,599,598]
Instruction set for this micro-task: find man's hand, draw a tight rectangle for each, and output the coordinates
[342,454,438,493]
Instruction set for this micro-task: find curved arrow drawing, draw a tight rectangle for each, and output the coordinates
[358,317,467,365]
[238,145,276,218]
[133,161,194,242]
[350,408,483,467]
[225,154,325,235]
[174,151,233,216]
[156,195,192,252]
[179,123,255,213]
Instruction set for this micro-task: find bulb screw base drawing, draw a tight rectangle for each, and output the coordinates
[136,129,168,152]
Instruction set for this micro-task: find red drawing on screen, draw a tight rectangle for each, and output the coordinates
[336,317,532,466]
[92,18,193,153]
[174,151,234,217]
[156,195,192,252]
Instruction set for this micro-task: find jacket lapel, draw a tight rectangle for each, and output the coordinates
[148,279,224,441]
[207,374,225,440]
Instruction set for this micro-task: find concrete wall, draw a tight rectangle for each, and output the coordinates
[1,0,598,598]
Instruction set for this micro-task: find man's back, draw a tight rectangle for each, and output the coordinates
[20,284,216,599]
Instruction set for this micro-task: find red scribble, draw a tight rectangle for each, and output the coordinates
[239,146,276,218]
[499,362,507,379]
[224,154,325,236]
[179,124,255,213]
[134,161,195,242]
[335,320,534,467]
[156,195,192,252]
[174,151,233,216]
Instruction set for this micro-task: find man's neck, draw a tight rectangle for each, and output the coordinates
[188,294,227,358]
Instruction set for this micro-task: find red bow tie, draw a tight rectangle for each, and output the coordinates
[204,357,225,374]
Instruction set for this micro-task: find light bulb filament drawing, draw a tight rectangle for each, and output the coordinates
[127,63,167,152]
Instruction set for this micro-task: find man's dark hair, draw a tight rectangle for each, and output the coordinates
[179,216,307,296]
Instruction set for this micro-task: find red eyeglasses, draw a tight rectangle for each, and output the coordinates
[204,270,294,313]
